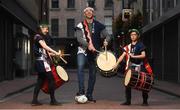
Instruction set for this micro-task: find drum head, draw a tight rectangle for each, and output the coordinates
[56,66,69,81]
[96,51,116,71]
[124,69,132,86]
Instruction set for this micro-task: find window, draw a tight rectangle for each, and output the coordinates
[67,19,75,37]
[67,0,75,8]
[152,0,160,20]
[51,19,59,37]
[51,0,59,8]
[88,0,95,8]
[177,0,180,5]
[167,0,174,9]
[163,0,174,12]
[104,0,113,9]
[104,17,112,35]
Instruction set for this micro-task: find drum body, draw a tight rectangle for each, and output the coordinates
[41,65,68,93]
[96,51,116,77]
[124,69,153,92]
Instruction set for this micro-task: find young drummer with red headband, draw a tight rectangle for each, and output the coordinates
[113,29,153,106]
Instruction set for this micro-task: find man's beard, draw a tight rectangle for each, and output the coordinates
[85,15,93,19]
[42,32,48,35]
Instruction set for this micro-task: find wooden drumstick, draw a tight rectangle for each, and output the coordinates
[95,49,102,53]
[105,46,107,60]
[104,39,108,60]
[58,50,68,64]
[60,56,68,64]
[95,50,107,56]
[61,54,71,56]
[58,50,70,56]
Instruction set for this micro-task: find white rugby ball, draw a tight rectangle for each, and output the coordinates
[75,95,88,104]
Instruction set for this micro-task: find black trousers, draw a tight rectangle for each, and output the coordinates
[125,86,148,102]
[32,71,56,102]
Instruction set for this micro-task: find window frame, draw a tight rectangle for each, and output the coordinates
[51,0,59,9]
[104,0,113,9]
[67,0,75,9]
[51,18,59,37]
[104,16,113,35]
[67,18,75,37]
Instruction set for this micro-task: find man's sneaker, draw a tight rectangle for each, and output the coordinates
[75,93,88,104]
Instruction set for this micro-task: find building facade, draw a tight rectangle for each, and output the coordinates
[121,0,180,83]
[0,0,46,82]
[141,0,180,83]
[48,0,122,68]
[49,0,122,38]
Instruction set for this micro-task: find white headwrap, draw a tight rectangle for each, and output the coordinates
[83,7,94,13]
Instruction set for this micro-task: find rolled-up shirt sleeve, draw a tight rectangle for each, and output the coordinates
[75,28,88,47]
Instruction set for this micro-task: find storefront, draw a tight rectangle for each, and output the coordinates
[0,0,37,81]
[142,6,180,83]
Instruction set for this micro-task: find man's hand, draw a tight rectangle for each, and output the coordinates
[58,50,63,57]
[88,43,96,52]
[103,39,108,47]
[112,63,118,72]
[129,53,135,58]
[54,50,62,57]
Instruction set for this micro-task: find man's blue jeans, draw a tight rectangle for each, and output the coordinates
[77,53,96,98]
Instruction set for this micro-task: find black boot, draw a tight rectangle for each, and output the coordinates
[122,87,131,105]
[49,90,61,105]
[50,99,61,105]
[49,94,61,105]
[121,100,131,105]
[86,95,96,103]
[142,91,148,106]
[31,100,42,106]
[142,100,148,106]
[31,84,42,106]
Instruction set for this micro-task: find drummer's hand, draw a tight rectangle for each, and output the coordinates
[55,51,60,56]
[58,50,63,57]
[129,53,135,58]
[88,43,96,52]
[112,63,118,72]
[103,40,108,47]
[49,52,56,56]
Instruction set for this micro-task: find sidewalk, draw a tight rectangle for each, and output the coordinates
[0,75,36,100]
[153,79,180,98]
[0,70,180,100]
[0,69,79,100]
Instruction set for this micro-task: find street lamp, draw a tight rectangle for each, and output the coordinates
[122,9,132,21]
